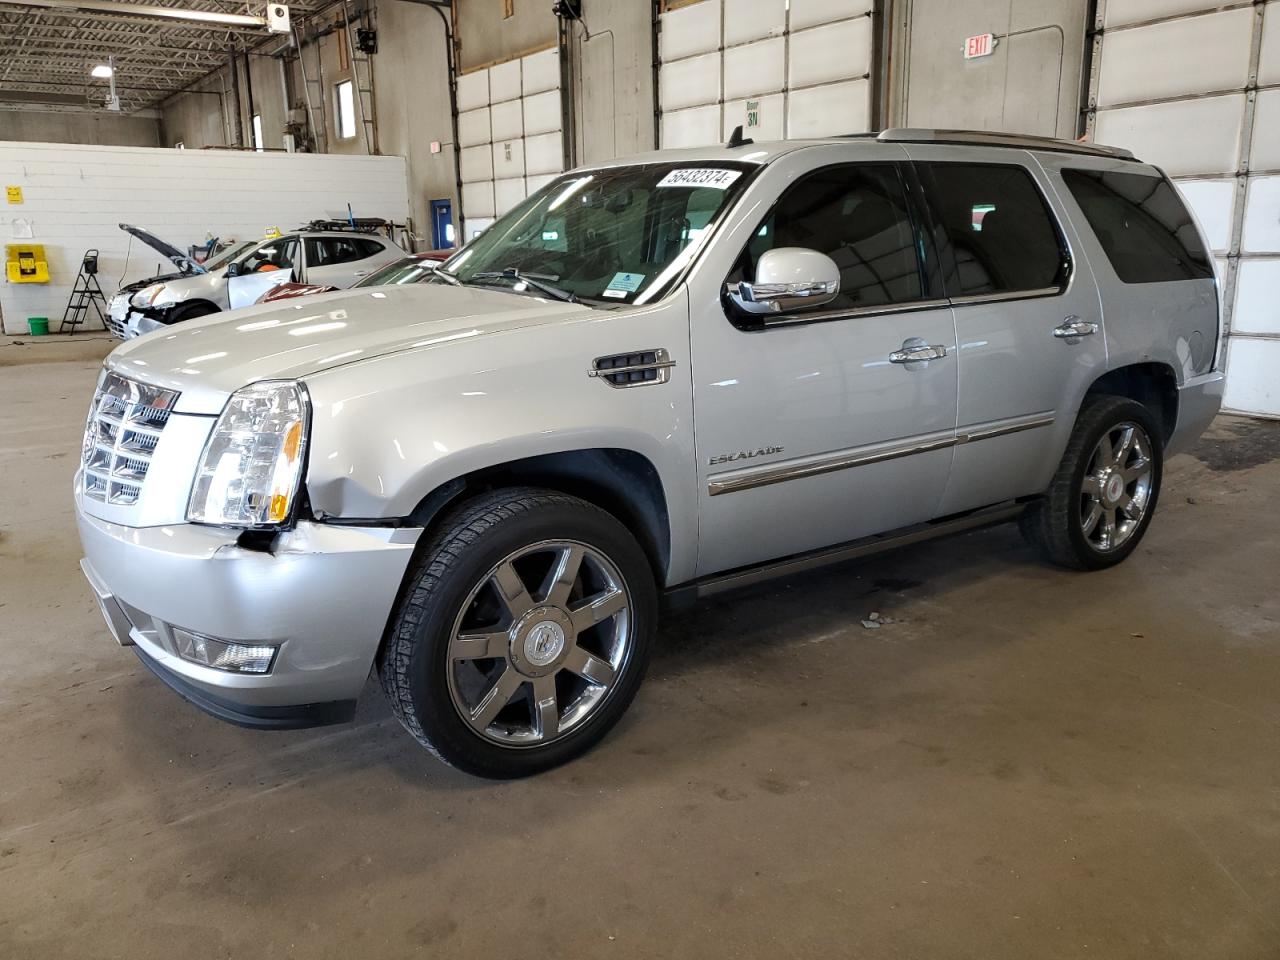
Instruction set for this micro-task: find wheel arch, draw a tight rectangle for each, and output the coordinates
[1084,362,1178,444]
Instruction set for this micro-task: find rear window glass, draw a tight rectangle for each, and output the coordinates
[918,162,1068,297]
[1062,169,1214,284]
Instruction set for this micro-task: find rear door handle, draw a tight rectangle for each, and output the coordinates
[889,338,948,365]
[1053,316,1099,341]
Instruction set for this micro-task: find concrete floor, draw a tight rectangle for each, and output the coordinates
[3,347,1279,960]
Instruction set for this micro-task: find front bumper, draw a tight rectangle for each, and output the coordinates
[76,494,421,728]
[1167,371,1226,456]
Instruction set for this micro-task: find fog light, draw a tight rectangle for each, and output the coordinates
[173,628,277,674]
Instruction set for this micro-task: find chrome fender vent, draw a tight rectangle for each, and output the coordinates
[588,349,675,388]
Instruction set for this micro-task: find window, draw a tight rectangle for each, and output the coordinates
[252,113,263,152]
[919,163,1068,297]
[305,236,365,267]
[239,237,298,274]
[335,80,356,140]
[1062,169,1213,284]
[442,163,753,303]
[730,164,926,314]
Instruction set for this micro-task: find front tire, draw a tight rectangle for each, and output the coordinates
[379,488,657,778]
[1020,395,1163,570]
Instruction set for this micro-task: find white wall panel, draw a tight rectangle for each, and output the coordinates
[491,137,526,180]
[1097,9,1252,106]
[660,1,721,61]
[1104,0,1227,29]
[1259,5,1280,86]
[787,79,870,138]
[789,18,873,88]
[660,52,722,111]
[490,99,524,142]
[494,177,527,216]
[526,173,558,196]
[460,144,493,183]
[522,48,560,96]
[0,144,409,334]
[1242,175,1280,252]
[524,132,564,175]
[723,93,785,140]
[456,70,489,112]
[1233,259,1280,334]
[458,107,491,148]
[522,89,563,136]
[723,0,785,45]
[1222,338,1280,413]
[465,217,495,241]
[789,0,872,31]
[662,104,722,148]
[723,37,785,100]
[1251,88,1280,170]
[1176,179,1236,252]
[1094,95,1244,176]
[462,180,496,219]
[489,59,523,103]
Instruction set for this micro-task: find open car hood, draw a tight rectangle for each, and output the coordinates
[119,223,205,274]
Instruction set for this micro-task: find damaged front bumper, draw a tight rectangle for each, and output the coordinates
[76,492,421,728]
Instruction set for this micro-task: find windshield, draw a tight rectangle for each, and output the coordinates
[354,257,438,288]
[204,240,255,271]
[441,162,755,304]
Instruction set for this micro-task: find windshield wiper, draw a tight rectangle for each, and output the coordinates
[467,267,576,303]
[425,264,461,285]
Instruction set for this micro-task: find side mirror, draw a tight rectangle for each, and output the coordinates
[726,247,840,316]
[225,262,242,278]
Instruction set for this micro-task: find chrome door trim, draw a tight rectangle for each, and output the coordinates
[948,287,1064,307]
[707,411,1055,496]
[759,297,952,329]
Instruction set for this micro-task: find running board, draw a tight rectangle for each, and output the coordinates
[664,501,1027,607]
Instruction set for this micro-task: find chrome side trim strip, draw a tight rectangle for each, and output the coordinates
[760,297,952,329]
[707,412,1055,496]
[948,287,1063,307]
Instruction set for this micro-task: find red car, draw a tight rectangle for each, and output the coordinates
[255,250,451,304]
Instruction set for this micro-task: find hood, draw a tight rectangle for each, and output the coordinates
[106,283,591,414]
[120,223,205,274]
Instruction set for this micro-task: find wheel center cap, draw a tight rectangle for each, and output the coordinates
[1105,473,1125,504]
[525,620,566,666]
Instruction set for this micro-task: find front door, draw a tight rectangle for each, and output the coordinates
[227,235,299,308]
[689,151,960,577]
[904,149,1108,514]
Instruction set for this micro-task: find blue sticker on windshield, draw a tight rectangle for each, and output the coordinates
[604,272,645,298]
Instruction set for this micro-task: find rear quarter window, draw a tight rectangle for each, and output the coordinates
[1061,168,1214,284]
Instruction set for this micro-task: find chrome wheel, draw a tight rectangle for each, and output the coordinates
[1080,421,1154,553]
[446,540,633,748]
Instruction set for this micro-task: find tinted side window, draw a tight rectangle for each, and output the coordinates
[356,238,386,259]
[733,164,924,312]
[306,236,362,267]
[919,163,1067,297]
[1062,169,1213,283]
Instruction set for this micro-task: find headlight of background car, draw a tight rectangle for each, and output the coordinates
[187,380,309,527]
[130,283,167,308]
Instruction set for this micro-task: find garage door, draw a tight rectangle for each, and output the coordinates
[457,47,564,240]
[657,0,875,148]
[1091,0,1279,417]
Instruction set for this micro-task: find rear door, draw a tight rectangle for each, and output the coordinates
[303,236,395,288]
[905,147,1107,513]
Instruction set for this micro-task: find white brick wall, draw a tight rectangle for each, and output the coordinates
[0,142,409,335]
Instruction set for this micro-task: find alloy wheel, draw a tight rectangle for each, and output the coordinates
[1080,421,1154,552]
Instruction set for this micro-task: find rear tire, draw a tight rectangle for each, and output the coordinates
[379,488,657,779]
[1020,395,1163,570]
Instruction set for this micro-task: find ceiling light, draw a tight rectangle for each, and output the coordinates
[90,64,113,79]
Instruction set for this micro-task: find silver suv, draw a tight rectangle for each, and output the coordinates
[106,225,404,339]
[75,130,1223,778]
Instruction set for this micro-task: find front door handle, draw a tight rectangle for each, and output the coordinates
[889,338,948,365]
[1053,316,1099,341]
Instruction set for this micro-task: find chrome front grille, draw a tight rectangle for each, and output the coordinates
[81,372,179,506]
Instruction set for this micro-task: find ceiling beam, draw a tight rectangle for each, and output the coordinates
[0,0,267,28]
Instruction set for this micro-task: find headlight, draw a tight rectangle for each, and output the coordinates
[187,380,309,527]
[130,283,167,308]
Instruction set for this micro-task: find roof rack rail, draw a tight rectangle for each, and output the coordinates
[867,128,1137,161]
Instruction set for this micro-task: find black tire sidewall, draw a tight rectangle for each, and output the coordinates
[1063,399,1164,569]
[397,495,657,778]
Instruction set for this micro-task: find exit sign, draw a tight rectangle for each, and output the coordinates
[964,33,996,59]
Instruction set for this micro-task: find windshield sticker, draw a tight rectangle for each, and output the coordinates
[656,168,742,189]
[603,271,645,298]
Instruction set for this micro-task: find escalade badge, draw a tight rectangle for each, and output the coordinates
[709,445,783,466]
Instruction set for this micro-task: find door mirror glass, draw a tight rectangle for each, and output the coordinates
[225,261,241,277]
[726,247,840,315]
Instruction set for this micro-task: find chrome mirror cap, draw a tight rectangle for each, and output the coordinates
[726,247,840,315]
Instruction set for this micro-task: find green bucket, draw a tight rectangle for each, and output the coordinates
[27,317,49,336]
